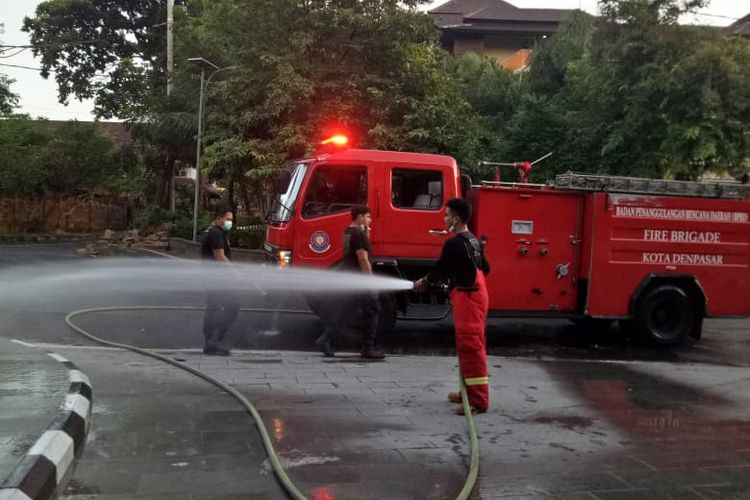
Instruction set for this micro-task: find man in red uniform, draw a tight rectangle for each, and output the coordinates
[414,198,490,415]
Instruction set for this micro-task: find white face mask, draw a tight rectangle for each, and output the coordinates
[223,220,233,231]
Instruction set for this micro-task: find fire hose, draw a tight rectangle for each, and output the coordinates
[65,305,480,500]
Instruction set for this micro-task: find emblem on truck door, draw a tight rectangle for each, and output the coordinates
[309,231,331,253]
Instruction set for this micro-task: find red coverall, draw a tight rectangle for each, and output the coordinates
[425,231,491,411]
[450,271,490,410]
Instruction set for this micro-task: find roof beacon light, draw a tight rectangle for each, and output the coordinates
[321,134,349,147]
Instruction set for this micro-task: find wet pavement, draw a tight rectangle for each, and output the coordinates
[0,337,69,480]
[52,347,277,500]
[2,241,750,499]
[47,344,750,499]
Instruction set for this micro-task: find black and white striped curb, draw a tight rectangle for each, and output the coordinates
[0,348,93,500]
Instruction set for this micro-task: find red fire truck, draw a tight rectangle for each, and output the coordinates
[264,141,750,347]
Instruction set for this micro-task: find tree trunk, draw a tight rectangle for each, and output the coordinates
[228,175,236,212]
[154,154,171,208]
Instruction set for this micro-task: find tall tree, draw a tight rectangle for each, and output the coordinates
[23,0,200,207]
[0,74,18,116]
[0,25,20,114]
[512,0,750,180]
[188,0,490,205]
[22,0,180,119]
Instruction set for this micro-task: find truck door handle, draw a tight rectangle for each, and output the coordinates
[429,229,448,236]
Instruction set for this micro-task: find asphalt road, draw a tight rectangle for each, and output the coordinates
[0,241,747,366]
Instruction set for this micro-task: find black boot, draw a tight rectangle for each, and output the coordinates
[361,347,385,359]
[314,334,335,357]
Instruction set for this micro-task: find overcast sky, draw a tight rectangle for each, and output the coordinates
[0,0,745,121]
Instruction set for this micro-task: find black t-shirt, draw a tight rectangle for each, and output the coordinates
[341,226,371,272]
[201,225,231,260]
[426,231,490,289]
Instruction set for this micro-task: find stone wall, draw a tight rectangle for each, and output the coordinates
[0,195,131,234]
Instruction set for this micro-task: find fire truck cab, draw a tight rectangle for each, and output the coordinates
[264,145,750,347]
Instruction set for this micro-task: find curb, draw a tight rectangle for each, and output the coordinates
[131,245,182,260]
[0,348,93,500]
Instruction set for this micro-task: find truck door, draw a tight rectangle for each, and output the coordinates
[377,166,448,260]
[292,162,369,268]
[473,188,583,313]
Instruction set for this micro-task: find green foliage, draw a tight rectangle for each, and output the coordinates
[21,0,750,204]
[229,214,265,249]
[506,0,750,180]
[0,74,18,115]
[135,205,210,240]
[136,206,264,248]
[0,25,19,115]
[134,205,172,230]
[22,0,181,118]
[0,115,50,194]
[0,117,139,195]
[194,0,440,173]
[40,121,118,192]
[526,10,594,96]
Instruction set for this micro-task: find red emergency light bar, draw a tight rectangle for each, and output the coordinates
[320,134,349,147]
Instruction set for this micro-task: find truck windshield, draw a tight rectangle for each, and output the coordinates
[268,162,308,222]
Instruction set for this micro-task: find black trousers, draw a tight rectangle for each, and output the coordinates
[203,292,240,350]
[323,294,381,351]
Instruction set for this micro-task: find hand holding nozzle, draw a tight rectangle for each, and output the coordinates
[413,278,428,293]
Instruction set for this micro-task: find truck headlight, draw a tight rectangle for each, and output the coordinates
[278,250,292,268]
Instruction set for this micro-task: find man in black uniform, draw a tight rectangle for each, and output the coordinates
[316,205,385,359]
[414,198,491,414]
[201,207,239,356]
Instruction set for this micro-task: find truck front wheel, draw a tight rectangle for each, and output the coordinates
[635,285,696,347]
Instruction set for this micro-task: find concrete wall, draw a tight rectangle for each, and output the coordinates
[167,237,266,263]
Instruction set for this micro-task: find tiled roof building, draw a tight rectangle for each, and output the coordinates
[726,13,750,38]
[429,0,573,70]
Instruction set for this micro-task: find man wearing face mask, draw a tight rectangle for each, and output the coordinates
[316,205,385,359]
[414,198,491,415]
[201,207,239,356]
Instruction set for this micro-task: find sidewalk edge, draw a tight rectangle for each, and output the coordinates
[0,347,93,500]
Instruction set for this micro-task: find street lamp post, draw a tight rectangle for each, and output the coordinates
[188,57,236,242]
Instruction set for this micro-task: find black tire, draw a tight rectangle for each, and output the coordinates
[691,316,704,340]
[377,293,397,341]
[635,285,695,347]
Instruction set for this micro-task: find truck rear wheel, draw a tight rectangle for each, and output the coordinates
[635,284,695,347]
